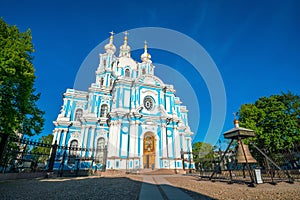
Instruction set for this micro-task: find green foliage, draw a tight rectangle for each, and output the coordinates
[238,91,300,153]
[31,134,53,164]
[0,18,44,137]
[192,142,215,170]
[1,140,20,169]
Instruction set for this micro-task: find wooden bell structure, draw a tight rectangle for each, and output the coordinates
[210,113,294,186]
[211,114,257,186]
[236,140,257,164]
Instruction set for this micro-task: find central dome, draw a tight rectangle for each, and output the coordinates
[117,56,137,70]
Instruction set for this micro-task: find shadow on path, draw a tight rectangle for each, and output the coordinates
[0,175,214,200]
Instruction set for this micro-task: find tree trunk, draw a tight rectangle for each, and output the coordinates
[0,134,9,169]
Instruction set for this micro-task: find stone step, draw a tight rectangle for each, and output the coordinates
[139,169,186,175]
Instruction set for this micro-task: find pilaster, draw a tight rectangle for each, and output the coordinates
[89,126,96,157]
[61,128,68,146]
[161,123,167,158]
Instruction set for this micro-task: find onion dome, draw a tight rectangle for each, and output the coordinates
[119,31,131,57]
[104,31,116,54]
[141,41,152,63]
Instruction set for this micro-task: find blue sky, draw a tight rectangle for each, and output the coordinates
[1,0,299,147]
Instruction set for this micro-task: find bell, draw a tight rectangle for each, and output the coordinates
[236,140,257,163]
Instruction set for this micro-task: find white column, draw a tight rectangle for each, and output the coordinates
[155,136,160,168]
[56,129,62,146]
[83,127,88,149]
[52,129,58,145]
[173,129,177,159]
[139,132,144,167]
[134,123,141,168]
[161,124,167,158]
[61,128,68,146]
[107,123,116,157]
[129,121,139,158]
[187,138,192,151]
[188,138,192,153]
[89,126,96,157]
[79,127,86,157]
[129,122,135,157]
[112,124,118,156]
[167,135,173,158]
[174,128,181,159]
[134,123,139,157]
[182,135,186,152]
[95,95,99,117]
[79,126,85,147]
[115,121,121,157]
[120,132,128,157]
[188,138,193,163]
[185,138,189,160]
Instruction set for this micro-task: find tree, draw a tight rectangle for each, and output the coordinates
[31,134,53,165]
[192,142,215,171]
[238,92,300,154]
[0,18,44,165]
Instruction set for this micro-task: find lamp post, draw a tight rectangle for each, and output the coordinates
[59,122,73,177]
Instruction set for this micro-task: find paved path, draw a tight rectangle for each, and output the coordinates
[139,175,193,200]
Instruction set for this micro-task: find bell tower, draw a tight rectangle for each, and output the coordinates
[95,31,117,90]
[139,41,154,76]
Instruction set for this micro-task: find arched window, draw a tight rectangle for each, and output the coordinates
[103,59,106,67]
[95,138,105,163]
[68,140,78,164]
[74,108,83,121]
[100,77,104,86]
[110,79,114,87]
[142,68,146,75]
[69,140,78,156]
[111,62,114,71]
[100,104,108,118]
[125,69,130,77]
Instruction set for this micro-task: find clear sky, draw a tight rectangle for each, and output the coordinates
[1,0,299,148]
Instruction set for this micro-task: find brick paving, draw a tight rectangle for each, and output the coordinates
[166,176,300,200]
[0,174,299,200]
[0,176,142,200]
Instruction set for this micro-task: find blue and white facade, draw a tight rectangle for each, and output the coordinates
[52,33,194,171]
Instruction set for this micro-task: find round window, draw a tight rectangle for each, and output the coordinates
[143,96,154,111]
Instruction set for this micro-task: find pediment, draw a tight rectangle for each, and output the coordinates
[135,75,164,86]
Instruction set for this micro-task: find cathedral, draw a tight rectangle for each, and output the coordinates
[51,32,195,172]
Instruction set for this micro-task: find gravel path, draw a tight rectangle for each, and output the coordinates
[0,176,142,200]
[0,175,299,200]
[165,176,300,200]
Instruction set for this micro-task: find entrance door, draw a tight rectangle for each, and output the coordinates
[143,133,155,169]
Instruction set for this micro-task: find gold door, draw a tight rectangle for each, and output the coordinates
[143,133,155,169]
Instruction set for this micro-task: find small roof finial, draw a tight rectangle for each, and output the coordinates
[233,112,239,128]
[144,40,148,51]
[109,31,114,44]
[123,31,129,45]
[233,112,238,119]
